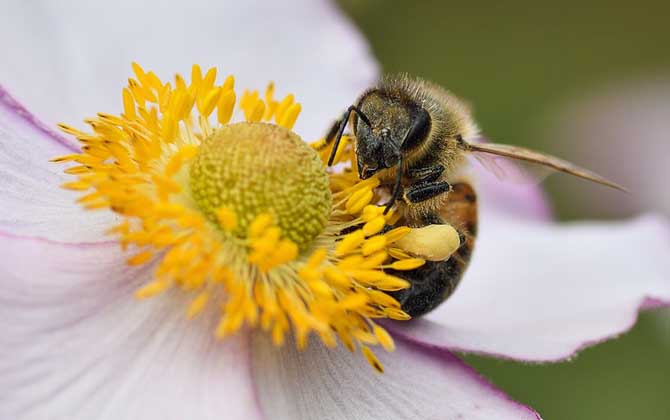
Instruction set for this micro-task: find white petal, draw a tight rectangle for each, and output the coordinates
[0,89,117,242]
[0,232,262,420]
[0,0,377,140]
[251,333,540,420]
[385,215,670,362]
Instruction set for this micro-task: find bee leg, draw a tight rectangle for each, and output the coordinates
[404,181,452,203]
[387,182,478,317]
[327,105,371,166]
[408,164,444,183]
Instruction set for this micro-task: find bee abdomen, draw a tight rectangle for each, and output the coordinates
[388,182,477,317]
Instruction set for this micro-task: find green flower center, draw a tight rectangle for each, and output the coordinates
[189,122,331,249]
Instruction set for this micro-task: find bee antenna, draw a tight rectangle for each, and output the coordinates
[383,154,403,215]
[327,105,370,166]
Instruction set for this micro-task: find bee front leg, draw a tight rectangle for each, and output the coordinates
[404,181,452,203]
[408,164,444,183]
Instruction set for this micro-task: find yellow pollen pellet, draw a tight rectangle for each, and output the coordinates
[362,235,386,256]
[388,258,426,271]
[216,207,238,231]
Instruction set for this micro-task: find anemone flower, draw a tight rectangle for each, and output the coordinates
[1,2,668,420]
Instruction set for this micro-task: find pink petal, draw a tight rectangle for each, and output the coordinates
[251,333,540,420]
[385,215,670,362]
[0,88,117,242]
[0,231,262,419]
[474,163,553,223]
[0,0,377,141]
[538,77,670,218]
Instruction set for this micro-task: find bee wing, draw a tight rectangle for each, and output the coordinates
[464,140,628,192]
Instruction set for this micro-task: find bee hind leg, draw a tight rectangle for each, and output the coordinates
[387,182,478,317]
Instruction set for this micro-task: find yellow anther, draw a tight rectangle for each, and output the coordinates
[338,254,364,269]
[373,324,395,352]
[323,267,351,288]
[361,346,384,373]
[383,226,411,243]
[306,248,328,269]
[186,292,209,319]
[122,88,137,119]
[345,187,374,214]
[362,204,382,222]
[387,247,411,260]
[362,216,386,236]
[135,280,170,299]
[200,87,222,116]
[335,230,365,256]
[385,307,411,321]
[339,294,369,310]
[279,103,301,129]
[360,251,388,269]
[217,89,236,125]
[362,235,386,256]
[127,250,154,265]
[216,207,238,232]
[247,99,266,122]
[274,94,294,122]
[61,181,91,191]
[248,213,274,238]
[388,258,426,270]
[222,75,235,91]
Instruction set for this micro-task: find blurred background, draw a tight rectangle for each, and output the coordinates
[338,0,669,418]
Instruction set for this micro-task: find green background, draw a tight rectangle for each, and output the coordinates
[339,1,670,418]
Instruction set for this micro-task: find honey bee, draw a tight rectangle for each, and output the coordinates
[325,74,624,317]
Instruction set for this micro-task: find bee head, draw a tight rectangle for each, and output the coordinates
[355,126,401,179]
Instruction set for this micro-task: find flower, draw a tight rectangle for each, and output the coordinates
[0,1,668,419]
[52,64,426,370]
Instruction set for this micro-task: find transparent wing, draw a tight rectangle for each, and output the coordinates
[470,151,554,185]
[465,139,627,192]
